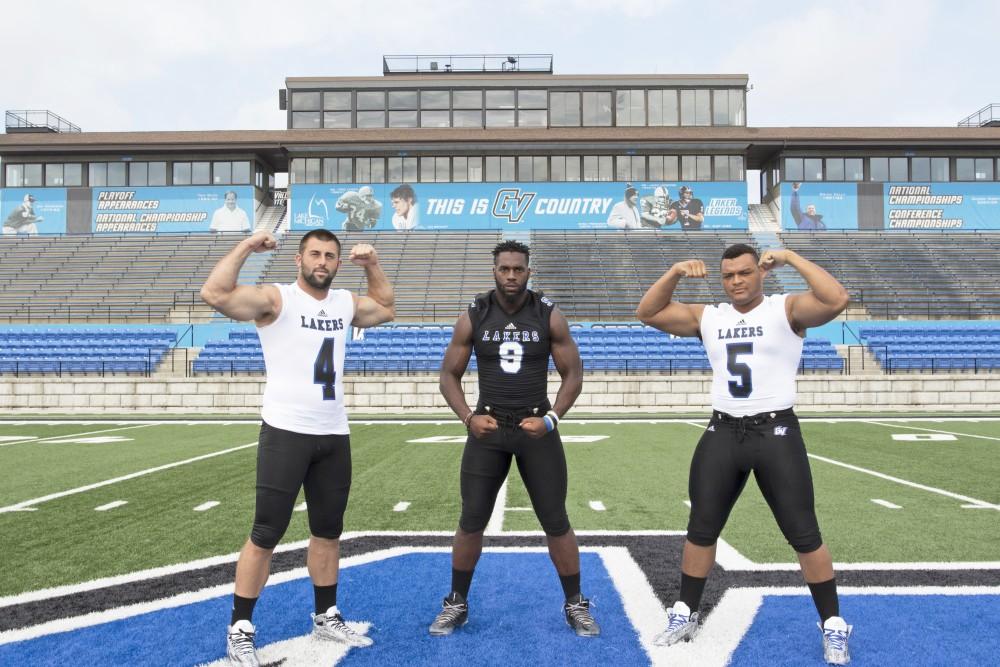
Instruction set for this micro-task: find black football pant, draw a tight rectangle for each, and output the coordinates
[249,421,352,549]
[685,408,824,553]
[459,404,571,537]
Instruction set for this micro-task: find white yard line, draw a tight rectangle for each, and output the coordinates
[94,501,127,512]
[392,502,410,512]
[0,423,156,447]
[589,500,606,511]
[871,499,902,509]
[193,501,220,512]
[484,478,508,535]
[863,420,1000,442]
[807,452,1000,510]
[0,441,259,513]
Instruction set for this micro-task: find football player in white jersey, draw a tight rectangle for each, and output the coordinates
[201,229,394,665]
[637,244,854,665]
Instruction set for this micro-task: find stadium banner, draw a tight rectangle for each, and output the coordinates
[782,182,1000,231]
[1,187,67,234]
[91,186,255,234]
[290,182,748,231]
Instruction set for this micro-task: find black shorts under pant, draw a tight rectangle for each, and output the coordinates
[685,408,824,554]
[459,404,571,537]
[250,421,352,549]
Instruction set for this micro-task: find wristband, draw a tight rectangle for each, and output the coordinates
[542,415,555,432]
[546,410,560,426]
[462,411,474,429]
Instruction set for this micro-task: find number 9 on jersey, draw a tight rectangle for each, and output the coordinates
[499,341,523,374]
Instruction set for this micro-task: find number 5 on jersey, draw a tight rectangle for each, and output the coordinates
[314,338,337,400]
[726,342,753,398]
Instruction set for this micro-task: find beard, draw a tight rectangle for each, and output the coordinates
[494,276,527,301]
[302,266,335,290]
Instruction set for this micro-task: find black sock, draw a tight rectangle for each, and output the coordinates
[231,594,258,625]
[678,573,707,612]
[808,578,840,623]
[559,572,581,600]
[314,583,338,615]
[451,568,474,599]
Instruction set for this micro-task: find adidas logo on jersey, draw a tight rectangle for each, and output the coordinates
[737,319,746,325]
[505,322,518,330]
[318,309,328,317]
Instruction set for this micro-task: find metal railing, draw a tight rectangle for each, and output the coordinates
[383,53,553,75]
[5,109,81,133]
[958,103,1000,127]
[0,357,154,377]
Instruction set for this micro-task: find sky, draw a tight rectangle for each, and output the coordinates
[1,0,996,133]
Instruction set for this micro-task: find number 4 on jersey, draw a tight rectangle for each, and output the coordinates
[314,338,337,400]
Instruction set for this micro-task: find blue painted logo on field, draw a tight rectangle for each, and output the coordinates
[0,551,646,666]
[730,593,1000,666]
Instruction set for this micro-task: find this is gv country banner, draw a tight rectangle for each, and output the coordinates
[290,182,748,231]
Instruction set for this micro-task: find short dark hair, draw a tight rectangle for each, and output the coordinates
[390,183,416,202]
[722,243,759,263]
[492,239,530,264]
[299,229,342,254]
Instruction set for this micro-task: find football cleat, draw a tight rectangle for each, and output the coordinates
[311,606,374,648]
[653,601,700,646]
[226,619,260,666]
[819,616,852,665]
[429,591,469,636]
[564,594,600,637]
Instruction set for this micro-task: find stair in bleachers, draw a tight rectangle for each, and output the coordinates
[255,204,287,233]
[748,203,781,233]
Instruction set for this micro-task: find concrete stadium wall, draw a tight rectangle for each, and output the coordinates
[1,374,998,414]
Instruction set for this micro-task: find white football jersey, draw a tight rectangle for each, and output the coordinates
[699,293,803,416]
[257,282,355,435]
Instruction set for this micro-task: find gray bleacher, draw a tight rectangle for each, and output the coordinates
[529,230,782,320]
[778,232,1000,319]
[0,234,237,322]
[260,230,502,321]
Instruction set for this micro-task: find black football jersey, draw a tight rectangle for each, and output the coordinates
[469,289,554,410]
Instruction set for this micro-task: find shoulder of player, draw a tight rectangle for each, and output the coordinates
[469,290,493,312]
[533,290,557,310]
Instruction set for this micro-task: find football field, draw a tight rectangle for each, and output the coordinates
[1,416,998,665]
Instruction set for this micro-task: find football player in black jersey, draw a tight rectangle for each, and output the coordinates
[429,240,599,638]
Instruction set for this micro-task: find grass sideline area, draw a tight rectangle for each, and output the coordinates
[2,417,999,595]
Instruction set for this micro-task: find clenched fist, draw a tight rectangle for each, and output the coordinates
[670,259,707,279]
[349,243,379,267]
[758,249,792,270]
[244,231,278,253]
